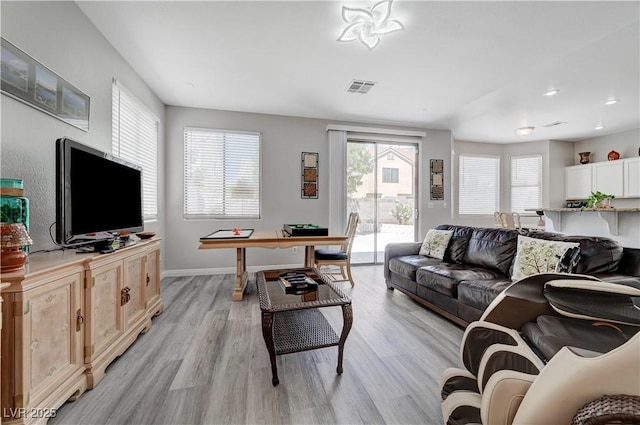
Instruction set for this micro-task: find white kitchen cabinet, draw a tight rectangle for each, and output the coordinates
[592,160,624,198]
[565,164,593,200]
[623,157,640,198]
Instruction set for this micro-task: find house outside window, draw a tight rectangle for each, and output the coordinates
[183,127,261,219]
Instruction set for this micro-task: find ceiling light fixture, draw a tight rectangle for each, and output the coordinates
[605,98,620,105]
[515,126,535,136]
[543,89,560,96]
[337,0,404,50]
[594,125,605,130]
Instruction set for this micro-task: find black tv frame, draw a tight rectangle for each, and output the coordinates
[55,137,144,248]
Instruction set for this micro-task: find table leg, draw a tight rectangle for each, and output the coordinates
[337,303,353,375]
[304,245,315,268]
[261,312,279,386]
[232,247,249,301]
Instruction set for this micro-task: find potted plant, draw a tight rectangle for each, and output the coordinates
[584,191,615,209]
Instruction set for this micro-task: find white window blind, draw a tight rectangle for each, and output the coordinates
[184,127,261,219]
[458,155,500,215]
[112,80,158,220]
[511,155,542,213]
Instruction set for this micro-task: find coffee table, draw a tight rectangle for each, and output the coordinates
[256,268,353,386]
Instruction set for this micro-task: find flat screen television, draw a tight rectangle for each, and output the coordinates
[56,137,143,247]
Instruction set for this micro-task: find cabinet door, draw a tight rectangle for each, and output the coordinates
[145,247,161,314]
[624,157,640,198]
[123,252,147,330]
[593,161,624,198]
[86,261,124,363]
[565,165,592,199]
[17,271,84,408]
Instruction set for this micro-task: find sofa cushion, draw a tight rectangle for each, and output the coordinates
[457,279,514,311]
[416,264,504,297]
[524,231,623,274]
[388,255,441,281]
[419,229,453,259]
[512,236,580,281]
[436,224,475,264]
[463,228,519,276]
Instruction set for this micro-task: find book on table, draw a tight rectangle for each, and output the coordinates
[278,271,318,294]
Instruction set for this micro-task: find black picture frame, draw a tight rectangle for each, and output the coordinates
[301,152,319,199]
[430,159,444,200]
[1,37,90,132]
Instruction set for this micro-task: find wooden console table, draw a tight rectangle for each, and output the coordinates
[198,230,347,301]
[0,239,163,424]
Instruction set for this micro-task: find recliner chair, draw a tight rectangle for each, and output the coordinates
[440,273,640,425]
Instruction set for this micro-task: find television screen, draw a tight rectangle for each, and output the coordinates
[56,137,143,245]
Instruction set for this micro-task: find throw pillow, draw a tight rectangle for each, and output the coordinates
[512,235,580,281]
[419,229,453,260]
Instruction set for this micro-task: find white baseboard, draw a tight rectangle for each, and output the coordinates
[160,263,303,279]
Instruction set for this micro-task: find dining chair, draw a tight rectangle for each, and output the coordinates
[314,212,359,287]
[494,211,522,230]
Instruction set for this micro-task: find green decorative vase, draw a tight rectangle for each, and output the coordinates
[0,178,29,232]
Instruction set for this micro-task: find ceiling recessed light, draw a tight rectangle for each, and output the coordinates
[515,126,535,136]
[605,98,620,105]
[594,125,605,130]
[543,89,560,96]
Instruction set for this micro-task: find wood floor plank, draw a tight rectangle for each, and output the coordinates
[50,265,463,425]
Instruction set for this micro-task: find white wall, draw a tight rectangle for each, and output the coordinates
[165,106,453,272]
[1,2,166,253]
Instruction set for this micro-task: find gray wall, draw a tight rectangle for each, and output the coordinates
[165,106,453,272]
[573,128,639,164]
[1,1,166,253]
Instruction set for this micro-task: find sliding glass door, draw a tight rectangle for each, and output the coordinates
[347,141,418,264]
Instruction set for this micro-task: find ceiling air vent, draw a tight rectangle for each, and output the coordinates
[346,79,377,94]
[541,121,567,128]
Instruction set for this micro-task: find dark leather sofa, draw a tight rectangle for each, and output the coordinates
[384,224,640,326]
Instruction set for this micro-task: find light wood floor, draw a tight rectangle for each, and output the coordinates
[50,265,464,425]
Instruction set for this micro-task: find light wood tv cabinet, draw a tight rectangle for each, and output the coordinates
[0,238,163,425]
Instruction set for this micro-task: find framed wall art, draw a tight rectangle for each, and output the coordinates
[301,152,318,199]
[1,37,90,131]
[430,159,444,200]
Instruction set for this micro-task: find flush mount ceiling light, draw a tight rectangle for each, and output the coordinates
[337,0,404,50]
[605,98,620,105]
[543,89,560,96]
[594,125,605,130]
[515,126,535,136]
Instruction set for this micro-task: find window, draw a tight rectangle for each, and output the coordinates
[184,128,261,219]
[112,80,158,220]
[511,155,542,213]
[382,167,399,183]
[458,155,500,215]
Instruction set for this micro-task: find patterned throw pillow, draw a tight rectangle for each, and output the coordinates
[512,235,580,281]
[419,229,453,260]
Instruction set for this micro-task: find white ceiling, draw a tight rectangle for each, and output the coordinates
[77,1,640,144]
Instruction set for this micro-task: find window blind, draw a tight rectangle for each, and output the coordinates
[184,127,261,219]
[511,155,542,213]
[458,155,500,215]
[112,81,158,220]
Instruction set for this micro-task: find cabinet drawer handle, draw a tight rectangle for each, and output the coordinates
[121,287,131,305]
[146,274,150,286]
[76,309,84,332]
